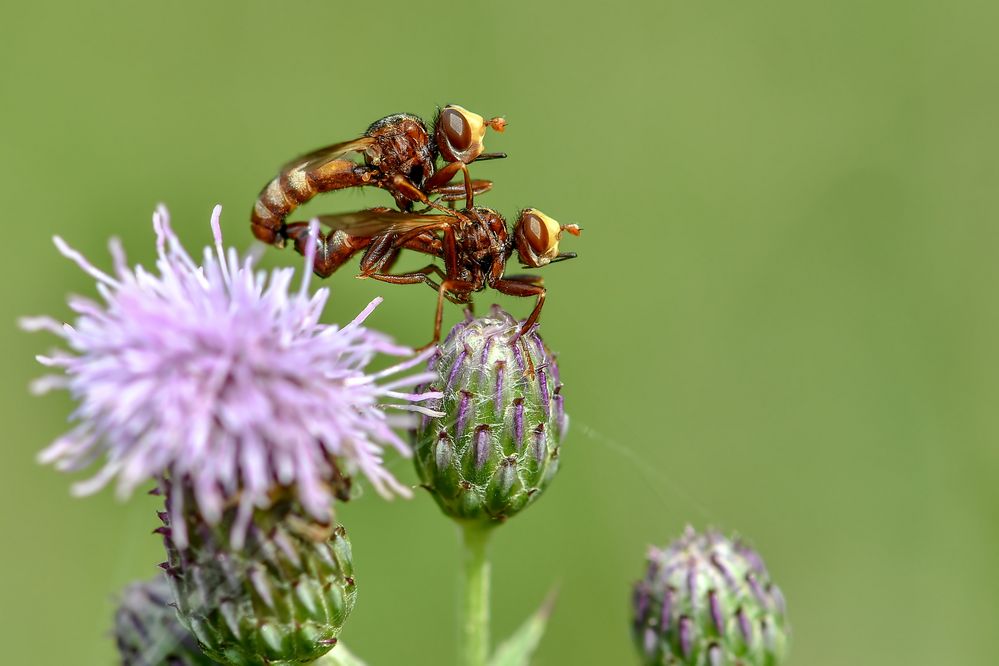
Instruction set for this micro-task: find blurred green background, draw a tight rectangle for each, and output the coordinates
[2,1,997,664]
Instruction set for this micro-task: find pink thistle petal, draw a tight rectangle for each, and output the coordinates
[24,205,436,547]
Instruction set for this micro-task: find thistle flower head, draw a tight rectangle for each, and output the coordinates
[22,205,440,546]
[413,307,567,524]
[632,527,789,666]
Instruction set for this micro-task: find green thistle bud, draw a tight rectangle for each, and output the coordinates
[159,485,357,666]
[413,308,567,524]
[114,575,214,665]
[632,527,789,666]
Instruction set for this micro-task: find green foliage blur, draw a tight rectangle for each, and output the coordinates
[2,1,997,664]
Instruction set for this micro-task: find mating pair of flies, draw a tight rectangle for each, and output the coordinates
[250,104,580,348]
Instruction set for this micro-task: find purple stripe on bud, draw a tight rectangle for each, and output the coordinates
[770,583,787,615]
[710,552,738,591]
[550,353,561,384]
[426,348,443,373]
[474,425,491,471]
[686,561,699,610]
[447,346,469,389]
[480,333,496,368]
[554,393,566,438]
[532,423,546,464]
[735,540,768,577]
[529,332,546,366]
[511,340,526,373]
[678,615,694,659]
[442,321,463,348]
[736,606,753,647]
[633,582,650,623]
[494,360,505,413]
[512,398,525,451]
[536,369,551,418]
[456,391,473,438]
[745,571,767,607]
[660,585,674,632]
[708,589,725,635]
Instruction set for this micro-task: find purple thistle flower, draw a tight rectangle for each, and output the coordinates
[21,204,442,547]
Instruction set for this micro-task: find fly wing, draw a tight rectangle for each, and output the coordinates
[314,209,451,237]
[280,137,377,172]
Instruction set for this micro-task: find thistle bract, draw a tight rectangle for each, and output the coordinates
[413,308,567,524]
[160,485,356,666]
[114,575,214,665]
[632,527,789,666]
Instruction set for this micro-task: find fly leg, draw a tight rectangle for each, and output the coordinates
[423,161,475,208]
[423,152,506,207]
[284,221,370,278]
[365,265,467,304]
[386,174,464,217]
[492,277,547,336]
[423,279,477,350]
[430,151,505,207]
[365,265,443,288]
[500,274,545,286]
[430,179,494,205]
[395,222,471,349]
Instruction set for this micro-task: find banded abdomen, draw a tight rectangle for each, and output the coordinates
[250,159,377,246]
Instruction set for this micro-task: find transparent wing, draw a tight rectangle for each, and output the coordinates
[314,208,453,237]
[280,137,377,172]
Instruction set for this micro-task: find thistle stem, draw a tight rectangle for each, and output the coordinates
[460,523,493,666]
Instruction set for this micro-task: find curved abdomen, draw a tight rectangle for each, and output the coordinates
[250,160,377,245]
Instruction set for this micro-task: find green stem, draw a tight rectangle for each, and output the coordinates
[460,523,493,666]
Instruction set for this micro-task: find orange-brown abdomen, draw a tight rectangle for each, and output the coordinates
[250,160,376,246]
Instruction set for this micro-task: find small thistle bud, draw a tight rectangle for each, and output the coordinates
[631,527,789,666]
[114,575,214,665]
[160,484,356,665]
[413,307,567,524]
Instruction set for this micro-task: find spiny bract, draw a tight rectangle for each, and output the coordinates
[632,527,789,666]
[160,486,356,666]
[413,307,568,524]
